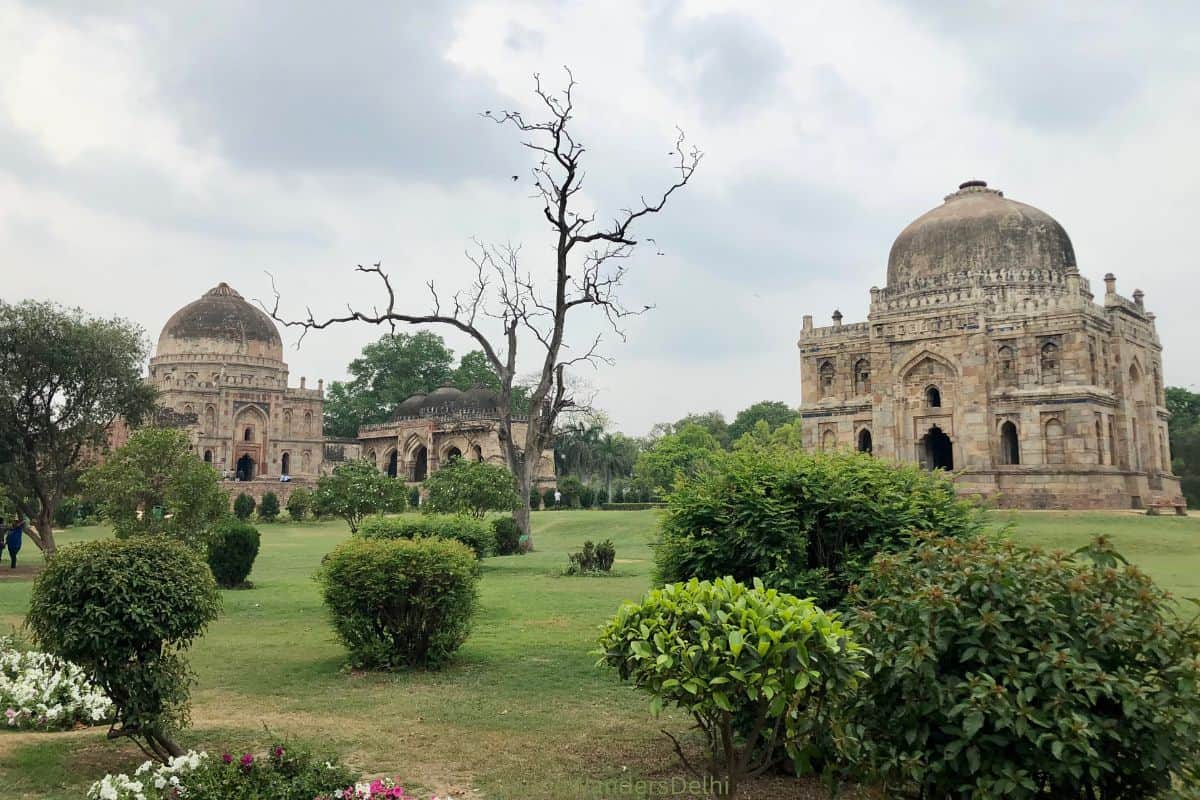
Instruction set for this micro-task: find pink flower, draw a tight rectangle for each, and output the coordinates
[240,753,254,768]
[221,752,233,764]
[272,745,285,758]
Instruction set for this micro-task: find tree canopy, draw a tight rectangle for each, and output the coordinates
[315,459,407,532]
[728,400,800,444]
[1167,385,1200,505]
[421,457,519,518]
[0,300,157,553]
[632,423,722,497]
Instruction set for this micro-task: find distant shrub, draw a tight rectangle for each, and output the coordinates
[595,487,609,506]
[529,488,541,510]
[358,514,493,558]
[558,476,583,508]
[285,488,311,521]
[314,460,407,532]
[600,502,666,511]
[27,536,220,761]
[655,448,981,607]
[848,534,1200,799]
[565,539,616,575]
[542,488,557,509]
[598,577,865,798]
[232,492,255,521]
[258,491,280,522]
[579,485,595,509]
[408,486,421,509]
[492,516,522,556]
[318,537,478,670]
[206,520,261,588]
[421,459,518,518]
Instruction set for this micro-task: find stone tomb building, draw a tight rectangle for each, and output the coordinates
[150,283,326,499]
[798,181,1182,509]
[358,385,556,488]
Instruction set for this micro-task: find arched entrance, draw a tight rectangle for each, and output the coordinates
[473,444,484,462]
[857,429,873,455]
[921,425,953,470]
[387,450,398,478]
[204,449,213,464]
[411,446,428,481]
[236,454,255,481]
[281,452,290,476]
[999,421,1020,465]
[445,446,462,462]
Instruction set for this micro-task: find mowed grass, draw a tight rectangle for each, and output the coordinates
[2,508,1199,799]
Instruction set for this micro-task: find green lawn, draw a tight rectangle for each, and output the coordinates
[2,508,1198,799]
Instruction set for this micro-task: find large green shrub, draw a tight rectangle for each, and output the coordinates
[358,514,493,558]
[232,492,255,521]
[318,537,478,670]
[258,491,280,522]
[206,520,261,588]
[492,516,522,556]
[848,534,1200,799]
[314,459,407,532]
[285,488,311,521]
[598,577,865,797]
[654,448,981,607]
[542,488,557,509]
[421,458,518,517]
[26,536,221,761]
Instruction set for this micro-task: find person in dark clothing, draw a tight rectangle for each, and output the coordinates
[5,518,23,568]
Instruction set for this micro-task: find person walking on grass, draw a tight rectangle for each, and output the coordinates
[5,518,23,569]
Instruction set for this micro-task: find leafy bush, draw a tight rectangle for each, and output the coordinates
[565,539,616,575]
[206,520,261,588]
[542,488,557,509]
[492,516,522,556]
[579,485,595,509]
[358,514,493,558]
[558,476,583,508]
[285,488,311,521]
[848,534,1200,799]
[233,492,256,521]
[318,537,478,670]
[655,448,981,607]
[421,458,518,517]
[83,427,228,550]
[315,460,407,532]
[408,486,421,509]
[598,577,865,798]
[27,536,221,760]
[529,488,541,510]
[1,636,113,729]
[600,502,666,511]
[595,487,609,505]
[258,491,280,522]
[87,743,358,800]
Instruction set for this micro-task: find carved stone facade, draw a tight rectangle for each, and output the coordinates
[149,283,325,498]
[357,386,556,488]
[798,181,1183,509]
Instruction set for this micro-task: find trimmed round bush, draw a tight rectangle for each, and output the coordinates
[258,491,280,522]
[598,577,865,797]
[26,536,221,760]
[848,534,1200,799]
[318,537,478,670]
[232,492,255,520]
[357,514,493,558]
[492,516,522,556]
[655,448,981,607]
[206,520,261,588]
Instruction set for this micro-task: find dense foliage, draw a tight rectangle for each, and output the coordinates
[233,492,256,520]
[727,401,800,444]
[315,460,407,532]
[357,514,493,558]
[206,520,261,588]
[1167,385,1200,505]
[420,458,518,518]
[318,537,479,670]
[491,516,522,556]
[258,491,280,522]
[598,577,865,797]
[284,488,311,521]
[542,488,557,509]
[26,536,221,760]
[565,540,615,575]
[848,534,1200,799]
[654,448,981,607]
[632,423,722,497]
[0,300,157,553]
[82,427,228,551]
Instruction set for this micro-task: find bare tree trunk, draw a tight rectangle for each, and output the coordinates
[30,509,56,556]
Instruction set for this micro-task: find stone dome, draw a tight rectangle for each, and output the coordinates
[886,181,1076,288]
[157,283,283,361]
[391,385,502,419]
[391,393,427,419]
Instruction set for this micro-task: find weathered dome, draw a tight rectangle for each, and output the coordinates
[886,181,1076,288]
[420,385,464,412]
[461,386,501,412]
[391,393,427,419]
[157,283,283,360]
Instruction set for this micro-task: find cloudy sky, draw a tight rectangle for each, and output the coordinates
[3,1,1199,435]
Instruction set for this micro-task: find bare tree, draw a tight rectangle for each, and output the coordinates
[266,70,700,546]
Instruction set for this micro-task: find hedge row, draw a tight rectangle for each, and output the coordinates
[357,515,493,558]
[599,503,667,511]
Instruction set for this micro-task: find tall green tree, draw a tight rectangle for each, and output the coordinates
[1166,386,1200,505]
[82,427,228,551]
[728,400,800,444]
[633,423,722,497]
[0,301,157,554]
[593,432,640,495]
[314,459,408,532]
[673,411,731,449]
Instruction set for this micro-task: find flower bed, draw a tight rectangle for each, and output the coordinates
[1,636,112,730]
[86,744,458,800]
